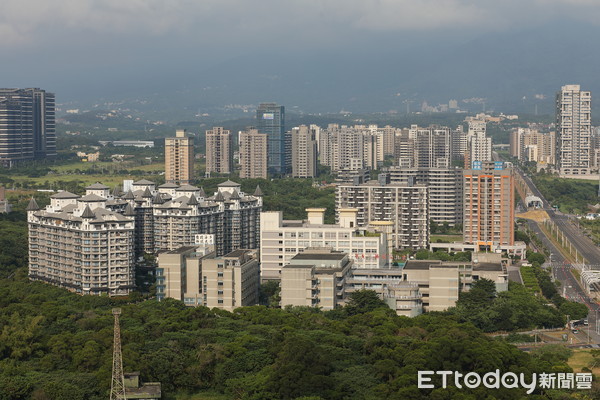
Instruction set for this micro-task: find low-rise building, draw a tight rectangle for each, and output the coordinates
[281,249,352,310]
[202,249,260,311]
[157,245,259,311]
[260,208,393,280]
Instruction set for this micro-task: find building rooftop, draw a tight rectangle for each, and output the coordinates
[473,262,503,271]
[132,179,155,185]
[224,249,252,258]
[166,246,198,254]
[403,260,442,270]
[85,182,110,190]
[292,252,346,261]
[50,191,79,199]
[218,179,241,188]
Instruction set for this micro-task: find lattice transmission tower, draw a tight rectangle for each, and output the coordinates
[110,308,126,400]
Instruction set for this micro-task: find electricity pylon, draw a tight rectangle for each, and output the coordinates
[110,308,126,400]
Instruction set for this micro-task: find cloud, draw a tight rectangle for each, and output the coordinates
[2,0,600,51]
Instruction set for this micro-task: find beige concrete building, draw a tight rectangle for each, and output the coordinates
[281,254,507,314]
[557,84,592,175]
[205,127,232,175]
[281,249,352,310]
[156,244,215,306]
[165,129,194,184]
[202,249,260,311]
[157,246,259,311]
[463,161,514,250]
[260,208,393,280]
[510,128,556,166]
[290,125,318,178]
[239,128,267,179]
[335,177,429,249]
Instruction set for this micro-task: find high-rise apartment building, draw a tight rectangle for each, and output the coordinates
[27,187,135,296]
[556,84,592,175]
[28,179,263,295]
[257,103,286,174]
[290,125,318,178]
[336,177,429,249]
[386,167,463,226]
[510,128,556,166]
[239,128,268,179]
[205,127,232,175]
[463,161,514,250]
[318,124,380,172]
[0,88,56,167]
[165,129,194,184]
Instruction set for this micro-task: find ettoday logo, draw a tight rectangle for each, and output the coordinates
[418,370,593,394]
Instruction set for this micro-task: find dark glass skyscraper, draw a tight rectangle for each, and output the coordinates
[0,88,55,167]
[257,102,287,174]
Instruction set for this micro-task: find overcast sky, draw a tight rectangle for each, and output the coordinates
[2,0,600,103]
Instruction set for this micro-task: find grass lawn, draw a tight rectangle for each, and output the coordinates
[568,349,600,375]
[430,234,463,243]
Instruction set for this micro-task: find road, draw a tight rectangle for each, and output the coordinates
[518,168,600,265]
[514,167,600,343]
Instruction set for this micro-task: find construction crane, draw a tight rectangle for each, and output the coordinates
[110,308,126,400]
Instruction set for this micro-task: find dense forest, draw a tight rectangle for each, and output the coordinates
[0,204,596,399]
[1,272,594,400]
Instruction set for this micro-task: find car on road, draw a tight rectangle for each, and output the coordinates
[583,319,589,326]
[572,329,579,334]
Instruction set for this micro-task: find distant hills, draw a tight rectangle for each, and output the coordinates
[64,22,600,119]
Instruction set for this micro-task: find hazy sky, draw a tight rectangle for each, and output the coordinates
[2,0,600,104]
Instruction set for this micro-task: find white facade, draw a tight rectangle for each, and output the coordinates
[260,209,392,280]
[557,84,592,175]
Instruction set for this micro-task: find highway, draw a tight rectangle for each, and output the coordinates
[516,167,600,343]
[518,168,600,265]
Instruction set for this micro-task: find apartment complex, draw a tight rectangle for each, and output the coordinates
[336,177,429,249]
[239,128,268,179]
[0,88,56,167]
[27,187,135,296]
[157,246,259,310]
[28,179,263,295]
[150,179,262,256]
[556,84,592,175]
[260,208,393,280]
[319,124,382,172]
[205,127,232,175]
[257,103,287,174]
[510,128,556,166]
[463,161,514,250]
[165,129,194,184]
[290,125,318,178]
[385,167,463,226]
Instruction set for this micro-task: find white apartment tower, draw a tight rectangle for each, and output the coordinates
[556,84,592,175]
